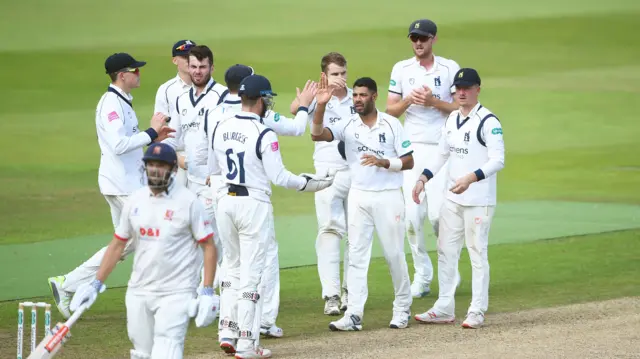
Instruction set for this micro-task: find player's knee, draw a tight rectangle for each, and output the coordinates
[151,336,184,359]
[130,349,151,359]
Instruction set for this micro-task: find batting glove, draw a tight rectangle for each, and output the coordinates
[188,287,219,328]
[298,172,335,192]
[70,279,106,312]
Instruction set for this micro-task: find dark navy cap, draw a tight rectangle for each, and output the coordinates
[408,19,437,37]
[225,64,255,87]
[172,40,196,57]
[143,143,177,166]
[238,75,278,98]
[453,68,481,87]
[105,53,146,74]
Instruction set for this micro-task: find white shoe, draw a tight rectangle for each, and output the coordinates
[234,347,272,359]
[389,311,410,329]
[462,312,484,329]
[220,338,236,355]
[410,281,430,298]
[329,314,362,331]
[324,295,341,316]
[340,289,348,311]
[260,324,283,338]
[47,276,72,319]
[414,308,455,324]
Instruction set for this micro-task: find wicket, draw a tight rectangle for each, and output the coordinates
[17,302,51,359]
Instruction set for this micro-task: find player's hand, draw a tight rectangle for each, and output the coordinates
[299,172,334,192]
[296,80,318,108]
[360,154,387,168]
[154,126,176,142]
[412,175,428,204]
[188,289,219,328]
[150,112,169,131]
[205,176,210,186]
[316,72,335,106]
[328,76,347,91]
[412,86,435,107]
[450,173,477,194]
[70,279,106,312]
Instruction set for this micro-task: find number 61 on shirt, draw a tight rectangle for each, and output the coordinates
[225,148,246,184]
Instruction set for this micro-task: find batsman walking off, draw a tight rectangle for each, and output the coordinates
[413,68,505,329]
[210,74,334,358]
[311,75,414,331]
[69,143,220,359]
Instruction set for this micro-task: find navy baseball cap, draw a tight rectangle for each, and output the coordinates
[453,68,481,87]
[143,143,177,166]
[225,64,254,87]
[408,19,437,37]
[172,40,196,57]
[238,75,278,98]
[104,53,146,74]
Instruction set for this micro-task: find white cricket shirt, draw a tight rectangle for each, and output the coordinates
[329,110,413,191]
[209,111,308,202]
[96,84,157,196]
[389,56,460,144]
[424,103,505,206]
[163,78,229,185]
[308,89,353,170]
[114,183,214,295]
[154,74,191,152]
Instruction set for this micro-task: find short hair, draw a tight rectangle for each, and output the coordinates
[321,52,347,73]
[188,45,214,66]
[108,72,118,82]
[240,96,260,106]
[353,77,377,93]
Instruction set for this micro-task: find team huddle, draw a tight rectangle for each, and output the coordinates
[45,18,505,359]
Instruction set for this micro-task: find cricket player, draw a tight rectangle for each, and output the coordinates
[192,64,318,340]
[387,19,462,298]
[413,68,505,329]
[211,74,334,358]
[69,143,220,359]
[311,74,413,331]
[289,52,352,315]
[154,39,197,187]
[47,53,175,319]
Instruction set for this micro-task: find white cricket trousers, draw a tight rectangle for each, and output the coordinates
[62,195,135,292]
[174,151,188,188]
[433,199,495,316]
[217,195,272,351]
[314,168,350,299]
[126,290,194,359]
[402,142,447,286]
[346,188,412,318]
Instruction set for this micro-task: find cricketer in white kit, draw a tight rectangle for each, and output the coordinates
[193,64,318,339]
[47,52,174,319]
[210,75,334,358]
[69,143,220,359]
[413,68,505,329]
[153,39,197,187]
[387,19,462,298]
[311,74,413,331]
[290,52,353,316]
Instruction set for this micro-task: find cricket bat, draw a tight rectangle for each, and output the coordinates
[27,302,89,359]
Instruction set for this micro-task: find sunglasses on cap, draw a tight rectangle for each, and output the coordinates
[119,67,140,75]
[409,34,433,43]
[175,43,195,52]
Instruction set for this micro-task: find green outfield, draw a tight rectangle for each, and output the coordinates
[1,0,639,357]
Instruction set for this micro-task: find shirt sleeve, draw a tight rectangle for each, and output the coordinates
[190,198,214,243]
[97,96,154,155]
[114,197,134,241]
[262,109,308,137]
[154,84,169,116]
[259,129,307,190]
[389,62,403,95]
[448,60,462,94]
[327,119,347,142]
[423,121,451,180]
[393,118,414,158]
[162,96,183,151]
[476,116,505,180]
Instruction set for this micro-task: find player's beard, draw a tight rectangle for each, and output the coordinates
[355,100,374,116]
[147,167,174,190]
[192,70,211,87]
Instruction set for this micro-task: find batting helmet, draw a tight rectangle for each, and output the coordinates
[143,143,177,167]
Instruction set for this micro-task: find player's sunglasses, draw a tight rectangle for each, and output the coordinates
[119,67,140,75]
[175,43,195,52]
[409,34,433,43]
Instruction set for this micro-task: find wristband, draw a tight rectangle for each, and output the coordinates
[145,128,159,143]
[200,286,214,296]
[91,279,104,291]
[388,158,403,171]
[311,122,324,136]
[297,106,309,113]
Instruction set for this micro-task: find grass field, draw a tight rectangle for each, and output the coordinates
[1,0,639,357]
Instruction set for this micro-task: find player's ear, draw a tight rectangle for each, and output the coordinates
[172,57,178,66]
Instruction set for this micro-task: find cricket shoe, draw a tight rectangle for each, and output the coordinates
[462,312,484,329]
[415,308,455,324]
[411,281,431,298]
[389,311,411,329]
[340,289,348,311]
[324,295,341,316]
[329,314,362,331]
[235,347,272,359]
[47,276,72,319]
[220,338,236,355]
[260,324,283,338]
